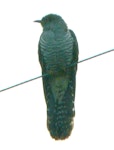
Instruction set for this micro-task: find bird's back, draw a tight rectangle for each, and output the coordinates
[39,30,74,73]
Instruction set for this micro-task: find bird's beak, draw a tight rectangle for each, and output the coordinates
[34,20,41,23]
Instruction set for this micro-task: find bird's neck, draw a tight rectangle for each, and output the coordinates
[43,22,67,32]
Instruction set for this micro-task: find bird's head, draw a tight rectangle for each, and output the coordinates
[34,14,67,31]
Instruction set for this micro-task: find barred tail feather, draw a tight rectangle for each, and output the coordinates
[46,73,75,139]
[47,99,75,140]
[42,67,76,140]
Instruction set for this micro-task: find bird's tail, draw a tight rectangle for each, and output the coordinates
[42,69,76,140]
[45,71,75,140]
[47,97,75,140]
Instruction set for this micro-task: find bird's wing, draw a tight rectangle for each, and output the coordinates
[38,38,53,104]
[38,39,45,71]
[69,29,79,66]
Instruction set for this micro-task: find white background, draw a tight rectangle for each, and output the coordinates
[0,0,114,149]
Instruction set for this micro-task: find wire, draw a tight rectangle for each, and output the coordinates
[70,49,114,66]
[0,49,114,93]
[0,74,48,92]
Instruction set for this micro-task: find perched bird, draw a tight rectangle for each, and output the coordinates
[34,14,79,140]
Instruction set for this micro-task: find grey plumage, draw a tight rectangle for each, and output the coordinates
[35,14,79,140]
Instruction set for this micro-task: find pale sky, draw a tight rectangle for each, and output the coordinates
[0,0,114,150]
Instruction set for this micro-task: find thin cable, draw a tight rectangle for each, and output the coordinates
[0,74,48,92]
[79,49,114,63]
[0,49,114,93]
[71,49,114,67]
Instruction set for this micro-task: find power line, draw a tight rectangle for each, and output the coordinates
[70,49,114,66]
[0,49,114,93]
[0,74,48,93]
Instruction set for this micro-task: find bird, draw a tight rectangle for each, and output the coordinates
[34,14,79,140]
